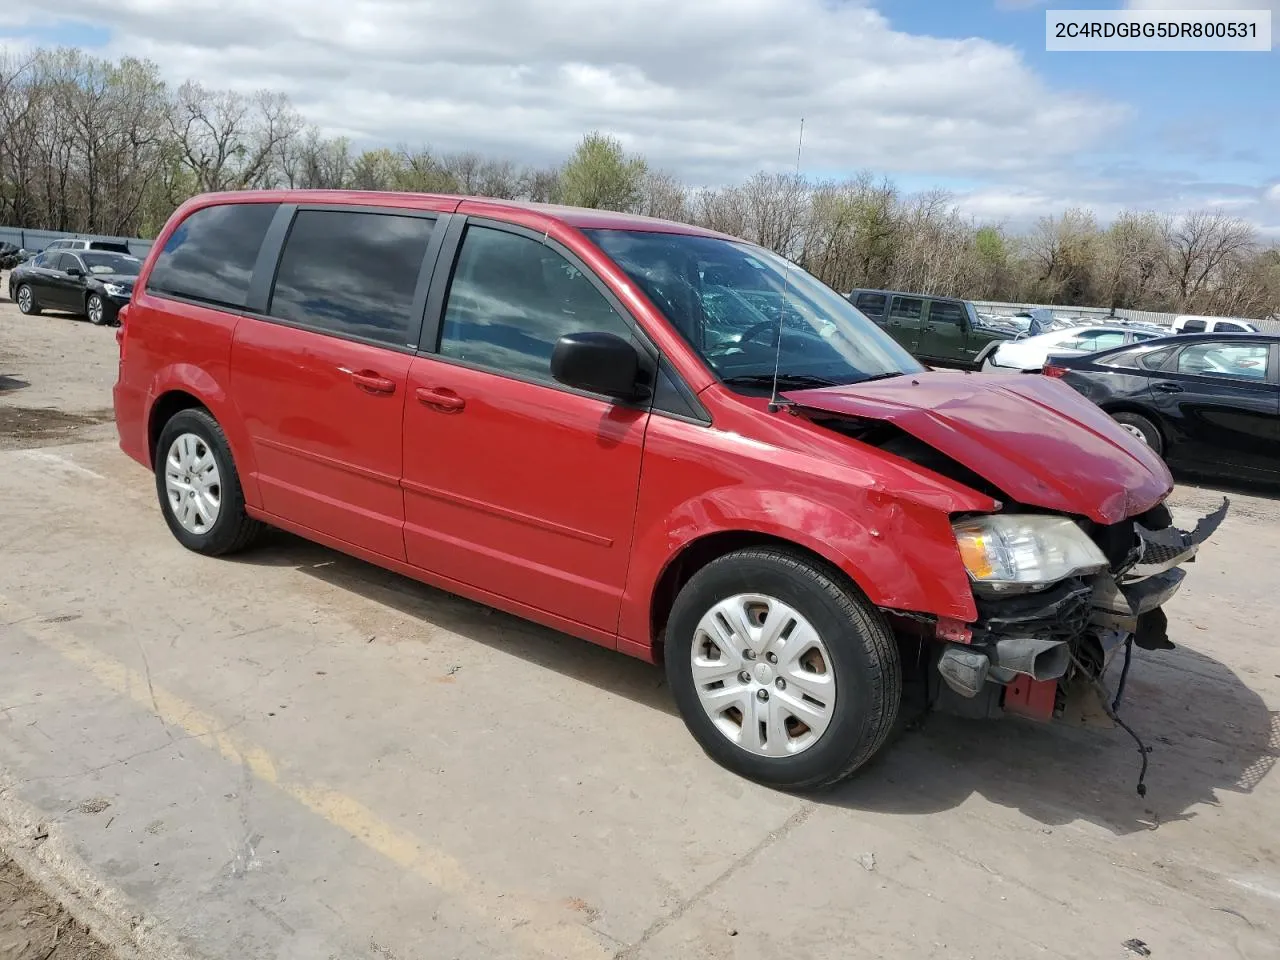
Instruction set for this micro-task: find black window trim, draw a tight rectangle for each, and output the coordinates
[238,203,449,356]
[420,215,711,425]
[143,199,284,314]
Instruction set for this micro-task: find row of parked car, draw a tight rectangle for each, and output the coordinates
[845,286,1274,485]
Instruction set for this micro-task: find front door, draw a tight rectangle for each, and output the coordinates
[45,253,83,308]
[402,221,649,634]
[1149,339,1280,477]
[917,299,968,363]
[229,206,441,559]
[886,295,924,353]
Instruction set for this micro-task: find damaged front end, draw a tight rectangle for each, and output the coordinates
[931,500,1229,763]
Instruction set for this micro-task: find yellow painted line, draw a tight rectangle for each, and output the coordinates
[0,596,613,960]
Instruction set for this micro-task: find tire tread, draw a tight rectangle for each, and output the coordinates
[155,408,262,556]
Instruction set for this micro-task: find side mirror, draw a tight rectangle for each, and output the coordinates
[550,331,647,401]
[66,266,83,277]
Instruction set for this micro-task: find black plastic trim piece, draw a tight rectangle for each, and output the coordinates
[245,203,297,315]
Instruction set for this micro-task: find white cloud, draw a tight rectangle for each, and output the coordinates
[11,0,1127,186]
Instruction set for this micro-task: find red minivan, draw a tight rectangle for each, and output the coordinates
[113,191,1225,790]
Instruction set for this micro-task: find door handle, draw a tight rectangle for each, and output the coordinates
[347,369,397,394]
[416,386,465,412]
[1154,382,1184,394]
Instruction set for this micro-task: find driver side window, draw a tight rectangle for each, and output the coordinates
[439,225,632,385]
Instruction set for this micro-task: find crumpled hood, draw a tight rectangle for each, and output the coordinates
[783,372,1173,524]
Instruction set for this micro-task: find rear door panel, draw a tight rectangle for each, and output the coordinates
[1149,340,1280,477]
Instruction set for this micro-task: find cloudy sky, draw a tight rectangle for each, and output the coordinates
[3,0,1278,233]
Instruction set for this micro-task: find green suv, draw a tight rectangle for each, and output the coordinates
[848,288,1017,370]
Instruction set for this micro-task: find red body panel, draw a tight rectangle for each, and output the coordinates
[112,189,1168,669]
[230,318,412,560]
[784,372,1173,524]
[401,356,648,637]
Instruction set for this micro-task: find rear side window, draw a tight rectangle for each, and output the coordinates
[1102,346,1174,370]
[147,202,279,310]
[438,225,632,384]
[890,296,923,321]
[1176,341,1269,380]
[854,292,887,317]
[928,300,965,324]
[268,209,435,348]
[1215,321,1249,333]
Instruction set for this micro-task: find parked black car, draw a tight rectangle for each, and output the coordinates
[7,249,141,325]
[1044,332,1280,483]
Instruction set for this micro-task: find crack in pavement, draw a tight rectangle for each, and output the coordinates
[613,803,814,959]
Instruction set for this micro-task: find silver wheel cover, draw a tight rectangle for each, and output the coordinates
[690,593,837,758]
[17,286,32,312]
[87,296,103,323]
[164,433,222,534]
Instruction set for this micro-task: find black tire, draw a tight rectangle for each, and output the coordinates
[665,547,901,791]
[15,284,41,315]
[85,292,113,325]
[1111,411,1163,456]
[154,408,262,556]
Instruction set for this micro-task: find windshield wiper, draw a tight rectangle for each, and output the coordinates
[721,373,840,390]
[854,372,907,384]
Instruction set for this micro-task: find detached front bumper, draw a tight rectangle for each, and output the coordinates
[934,499,1229,722]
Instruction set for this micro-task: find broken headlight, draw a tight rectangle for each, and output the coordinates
[952,515,1109,595]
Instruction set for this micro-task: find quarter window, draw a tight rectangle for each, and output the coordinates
[147,202,279,310]
[268,209,435,348]
[438,225,632,384]
[1176,342,1269,380]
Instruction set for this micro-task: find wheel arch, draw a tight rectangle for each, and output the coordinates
[649,531,851,659]
[142,365,262,507]
[147,389,209,465]
[1098,400,1167,447]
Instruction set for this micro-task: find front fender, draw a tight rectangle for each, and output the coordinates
[620,482,979,648]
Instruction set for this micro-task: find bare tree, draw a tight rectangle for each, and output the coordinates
[1163,211,1257,312]
[169,82,300,192]
[3,40,1278,318]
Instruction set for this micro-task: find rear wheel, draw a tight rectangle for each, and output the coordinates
[15,284,40,315]
[1111,411,1163,456]
[665,547,901,791]
[154,408,262,556]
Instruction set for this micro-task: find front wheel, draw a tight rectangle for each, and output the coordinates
[665,547,901,791]
[154,408,262,556]
[85,293,112,325]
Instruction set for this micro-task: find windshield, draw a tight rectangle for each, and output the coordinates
[82,252,141,276]
[586,229,923,390]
